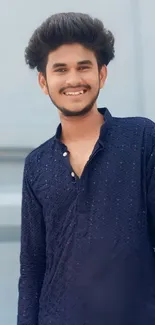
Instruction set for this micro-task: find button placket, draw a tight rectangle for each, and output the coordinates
[62,150,78,182]
[71,171,75,177]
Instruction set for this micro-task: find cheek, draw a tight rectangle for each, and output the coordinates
[48,84,62,100]
[87,73,100,87]
[48,81,65,103]
[46,74,62,92]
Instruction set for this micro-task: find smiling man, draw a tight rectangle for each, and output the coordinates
[39,44,105,119]
[17,12,155,325]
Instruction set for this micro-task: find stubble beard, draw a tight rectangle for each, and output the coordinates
[47,83,100,117]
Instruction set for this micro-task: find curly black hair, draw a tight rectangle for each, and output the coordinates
[25,12,115,73]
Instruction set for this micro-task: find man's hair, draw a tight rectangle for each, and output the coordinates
[25,12,115,73]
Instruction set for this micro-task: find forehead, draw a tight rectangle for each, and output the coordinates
[47,43,97,66]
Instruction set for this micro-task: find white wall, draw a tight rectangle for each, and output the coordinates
[137,0,155,120]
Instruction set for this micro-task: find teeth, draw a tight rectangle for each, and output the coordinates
[64,90,85,96]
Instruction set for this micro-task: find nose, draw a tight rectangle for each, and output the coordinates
[65,69,82,86]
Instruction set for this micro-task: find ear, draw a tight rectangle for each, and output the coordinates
[99,65,107,89]
[38,72,49,95]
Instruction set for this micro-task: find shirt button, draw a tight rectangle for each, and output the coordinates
[63,152,68,157]
[71,172,75,177]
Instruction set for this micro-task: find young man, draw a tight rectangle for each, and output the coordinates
[17,12,155,325]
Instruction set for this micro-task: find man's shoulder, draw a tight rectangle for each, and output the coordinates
[112,115,155,155]
[112,115,155,141]
[113,115,155,130]
[24,135,55,170]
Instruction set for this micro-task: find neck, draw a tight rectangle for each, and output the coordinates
[60,105,104,143]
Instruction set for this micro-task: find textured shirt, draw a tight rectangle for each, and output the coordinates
[17,107,155,325]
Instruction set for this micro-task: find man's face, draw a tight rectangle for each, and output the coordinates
[39,43,107,117]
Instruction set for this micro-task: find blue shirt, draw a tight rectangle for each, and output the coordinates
[17,108,155,325]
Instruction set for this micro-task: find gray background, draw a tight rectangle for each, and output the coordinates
[0,1,155,324]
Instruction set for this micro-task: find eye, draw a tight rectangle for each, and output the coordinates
[78,66,90,70]
[55,68,67,73]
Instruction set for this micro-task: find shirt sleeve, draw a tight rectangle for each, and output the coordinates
[17,158,46,325]
[147,131,155,248]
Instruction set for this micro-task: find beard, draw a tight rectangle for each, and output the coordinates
[47,83,100,117]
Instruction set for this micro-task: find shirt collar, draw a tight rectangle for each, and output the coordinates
[55,107,113,145]
[98,107,113,146]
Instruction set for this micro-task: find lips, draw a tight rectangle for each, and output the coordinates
[63,89,87,96]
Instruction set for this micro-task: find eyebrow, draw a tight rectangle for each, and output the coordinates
[77,60,93,66]
[52,60,93,69]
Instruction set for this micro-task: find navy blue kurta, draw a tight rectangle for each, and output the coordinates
[17,108,155,325]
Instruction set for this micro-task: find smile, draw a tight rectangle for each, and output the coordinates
[63,89,87,96]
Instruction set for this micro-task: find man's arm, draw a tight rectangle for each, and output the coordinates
[147,130,155,248]
[17,158,46,325]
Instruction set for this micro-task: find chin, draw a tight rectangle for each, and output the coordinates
[60,104,93,117]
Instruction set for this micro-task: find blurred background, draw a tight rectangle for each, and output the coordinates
[0,0,155,324]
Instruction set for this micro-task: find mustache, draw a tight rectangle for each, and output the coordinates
[60,84,91,93]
